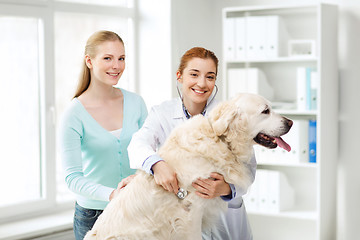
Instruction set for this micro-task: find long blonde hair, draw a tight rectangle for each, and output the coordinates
[73,30,124,98]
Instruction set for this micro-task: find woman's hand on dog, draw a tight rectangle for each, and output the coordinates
[109,174,136,201]
[152,160,179,194]
[192,172,231,199]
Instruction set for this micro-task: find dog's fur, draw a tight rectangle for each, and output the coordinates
[84,93,292,240]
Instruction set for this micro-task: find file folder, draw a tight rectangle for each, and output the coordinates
[265,16,289,59]
[227,68,247,98]
[296,67,307,111]
[310,70,318,110]
[308,120,317,163]
[267,170,294,212]
[246,16,267,60]
[223,17,236,61]
[227,68,274,101]
[244,169,294,213]
[235,17,246,60]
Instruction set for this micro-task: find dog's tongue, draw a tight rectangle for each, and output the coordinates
[275,137,291,152]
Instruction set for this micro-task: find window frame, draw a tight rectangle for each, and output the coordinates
[0,0,135,224]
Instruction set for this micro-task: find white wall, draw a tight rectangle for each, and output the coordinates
[167,0,360,239]
[137,0,172,109]
[336,1,360,239]
[170,0,220,98]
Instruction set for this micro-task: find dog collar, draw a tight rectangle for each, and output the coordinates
[176,188,188,200]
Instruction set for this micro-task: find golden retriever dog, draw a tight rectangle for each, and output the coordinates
[84,93,293,240]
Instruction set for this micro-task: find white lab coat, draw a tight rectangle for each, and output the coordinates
[128,98,255,240]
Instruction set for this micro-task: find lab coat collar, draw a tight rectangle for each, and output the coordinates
[172,97,219,120]
[173,98,186,120]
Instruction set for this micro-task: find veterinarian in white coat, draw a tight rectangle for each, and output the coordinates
[128,47,256,240]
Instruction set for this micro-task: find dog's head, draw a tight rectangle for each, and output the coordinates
[209,93,292,151]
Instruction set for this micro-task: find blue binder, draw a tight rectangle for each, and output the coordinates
[308,120,317,163]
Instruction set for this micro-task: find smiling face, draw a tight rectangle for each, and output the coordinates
[177,57,217,113]
[86,40,125,86]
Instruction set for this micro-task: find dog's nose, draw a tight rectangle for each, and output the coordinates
[288,119,293,127]
[283,117,293,128]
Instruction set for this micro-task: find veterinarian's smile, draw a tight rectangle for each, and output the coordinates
[192,88,207,95]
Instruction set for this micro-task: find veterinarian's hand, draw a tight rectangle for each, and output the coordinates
[109,174,136,201]
[192,172,231,199]
[152,161,179,194]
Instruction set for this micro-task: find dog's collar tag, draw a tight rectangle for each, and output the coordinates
[177,188,188,200]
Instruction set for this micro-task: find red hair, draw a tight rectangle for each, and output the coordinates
[177,47,219,75]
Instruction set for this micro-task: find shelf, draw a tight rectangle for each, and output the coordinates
[226,56,317,64]
[257,161,317,168]
[273,109,317,117]
[248,209,317,220]
[223,3,338,240]
[223,3,319,13]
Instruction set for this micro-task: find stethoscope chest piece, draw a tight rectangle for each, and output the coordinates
[177,188,188,200]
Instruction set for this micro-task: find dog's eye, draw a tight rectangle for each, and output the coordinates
[262,108,270,114]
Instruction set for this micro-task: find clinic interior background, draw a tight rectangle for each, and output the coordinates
[0,0,359,240]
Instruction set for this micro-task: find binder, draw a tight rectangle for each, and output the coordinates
[244,169,295,213]
[277,120,309,163]
[235,17,246,60]
[267,170,294,212]
[306,68,312,110]
[246,16,267,60]
[256,170,269,211]
[308,120,317,163]
[265,16,289,59]
[243,183,259,212]
[226,15,290,61]
[298,67,317,111]
[247,68,274,101]
[310,70,318,110]
[288,120,309,163]
[227,68,247,98]
[223,17,236,61]
[253,145,277,163]
[227,68,274,101]
[296,67,307,111]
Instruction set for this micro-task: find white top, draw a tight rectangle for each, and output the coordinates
[110,128,123,139]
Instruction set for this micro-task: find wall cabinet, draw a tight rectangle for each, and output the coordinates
[222,3,338,240]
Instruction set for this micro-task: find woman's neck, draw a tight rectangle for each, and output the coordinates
[183,99,206,116]
[86,82,119,100]
[78,81,122,108]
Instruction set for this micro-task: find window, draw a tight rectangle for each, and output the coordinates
[55,0,129,7]
[0,0,134,222]
[0,16,42,207]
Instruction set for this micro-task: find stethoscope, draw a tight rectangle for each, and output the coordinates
[176,79,218,119]
[175,78,218,199]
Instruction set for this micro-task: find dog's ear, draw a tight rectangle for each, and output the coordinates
[209,102,238,136]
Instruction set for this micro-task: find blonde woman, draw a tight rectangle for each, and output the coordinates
[58,30,147,239]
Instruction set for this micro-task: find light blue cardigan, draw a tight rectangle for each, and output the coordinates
[58,89,148,210]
